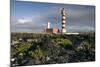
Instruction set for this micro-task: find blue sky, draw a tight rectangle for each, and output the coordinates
[11,0,95,33]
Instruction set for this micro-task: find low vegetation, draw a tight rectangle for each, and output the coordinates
[11,33,95,66]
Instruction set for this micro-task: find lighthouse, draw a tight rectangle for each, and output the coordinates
[61,8,67,33]
[47,22,50,29]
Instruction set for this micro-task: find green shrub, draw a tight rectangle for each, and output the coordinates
[63,39,72,46]
[77,41,91,51]
[73,41,94,62]
[29,47,44,60]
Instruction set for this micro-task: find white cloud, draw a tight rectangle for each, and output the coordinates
[17,19,32,24]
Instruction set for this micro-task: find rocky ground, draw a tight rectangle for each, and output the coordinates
[11,33,95,66]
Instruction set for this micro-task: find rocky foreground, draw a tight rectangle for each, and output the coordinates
[11,33,95,66]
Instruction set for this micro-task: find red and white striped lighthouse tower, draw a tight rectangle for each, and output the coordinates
[61,8,67,33]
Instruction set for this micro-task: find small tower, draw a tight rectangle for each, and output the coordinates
[47,22,50,29]
[61,8,67,33]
